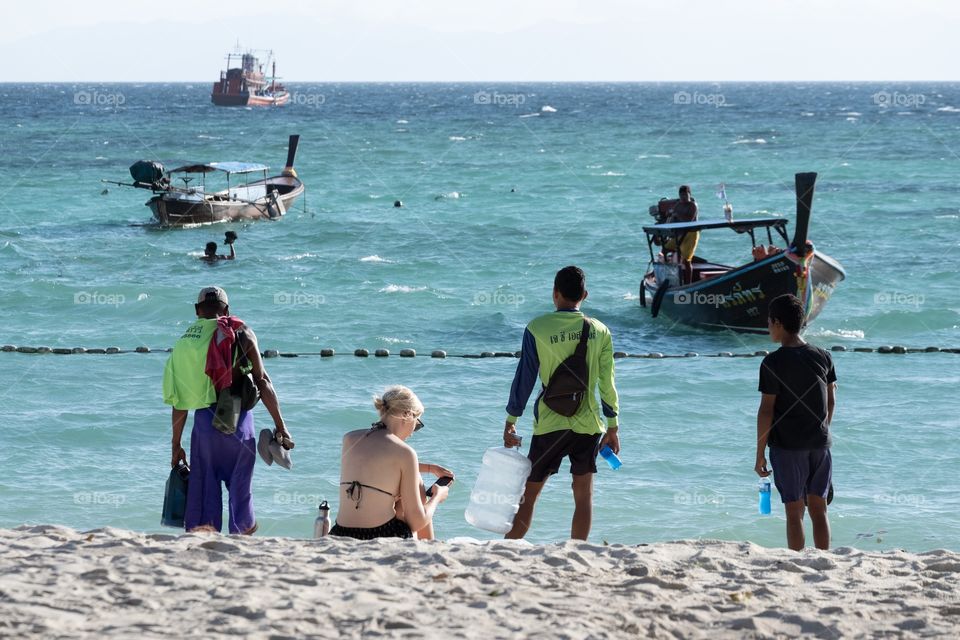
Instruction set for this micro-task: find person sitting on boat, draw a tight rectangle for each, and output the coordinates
[663,185,699,284]
[201,231,237,262]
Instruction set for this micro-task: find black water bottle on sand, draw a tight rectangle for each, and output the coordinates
[314,501,331,538]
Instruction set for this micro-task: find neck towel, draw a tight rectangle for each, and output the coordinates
[205,315,245,392]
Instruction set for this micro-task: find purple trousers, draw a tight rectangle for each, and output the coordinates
[184,405,256,534]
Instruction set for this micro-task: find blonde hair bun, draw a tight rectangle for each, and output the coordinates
[373,385,424,417]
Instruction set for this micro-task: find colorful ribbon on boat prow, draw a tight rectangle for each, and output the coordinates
[786,241,816,318]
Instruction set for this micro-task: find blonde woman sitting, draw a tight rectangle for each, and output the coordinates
[330,386,454,540]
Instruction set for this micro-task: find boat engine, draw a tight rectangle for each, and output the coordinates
[129,160,166,189]
[649,197,676,225]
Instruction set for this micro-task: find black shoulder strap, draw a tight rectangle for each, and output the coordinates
[233,330,250,368]
[574,318,590,357]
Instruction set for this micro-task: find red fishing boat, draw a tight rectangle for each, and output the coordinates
[211,48,290,107]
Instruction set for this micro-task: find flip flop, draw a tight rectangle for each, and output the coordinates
[257,429,274,466]
[268,436,293,470]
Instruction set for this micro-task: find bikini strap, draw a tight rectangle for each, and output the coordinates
[340,480,395,509]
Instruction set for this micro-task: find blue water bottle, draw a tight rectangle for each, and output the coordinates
[599,445,622,470]
[758,477,772,515]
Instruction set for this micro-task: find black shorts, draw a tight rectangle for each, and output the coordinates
[527,430,602,482]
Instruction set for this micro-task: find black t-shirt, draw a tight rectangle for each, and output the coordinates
[758,344,837,450]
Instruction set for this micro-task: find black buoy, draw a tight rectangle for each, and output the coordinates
[393,200,403,208]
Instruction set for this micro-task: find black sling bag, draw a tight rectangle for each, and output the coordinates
[541,318,591,417]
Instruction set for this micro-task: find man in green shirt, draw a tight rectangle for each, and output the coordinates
[163,286,291,534]
[503,266,621,540]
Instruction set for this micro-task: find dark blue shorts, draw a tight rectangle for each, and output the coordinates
[769,446,832,504]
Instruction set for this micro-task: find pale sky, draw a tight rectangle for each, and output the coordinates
[1,0,957,81]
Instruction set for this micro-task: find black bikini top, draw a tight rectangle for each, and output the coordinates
[340,481,395,509]
[340,422,398,509]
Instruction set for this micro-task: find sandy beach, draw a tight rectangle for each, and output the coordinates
[1,526,958,638]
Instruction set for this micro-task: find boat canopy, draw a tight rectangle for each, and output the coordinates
[643,217,787,239]
[168,162,270,175]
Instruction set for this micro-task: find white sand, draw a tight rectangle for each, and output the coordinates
[1,525,959,639]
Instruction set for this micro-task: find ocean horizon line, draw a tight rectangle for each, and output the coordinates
[3,79,959,85]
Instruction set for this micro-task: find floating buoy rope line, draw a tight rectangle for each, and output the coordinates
[0,345,956,358]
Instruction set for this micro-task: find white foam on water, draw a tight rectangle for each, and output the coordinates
[638,154,672,159]
[600,171,625,177]
[937,106,960,113]
[279,253,318,261]
[396,119,409,124]
[732,138,767,145]
[377,336,414,345]
[179,220,229,229]
[449,136,468,141]
[360,255,393,263]
[805,328,866,340]
[518,113,540,118]
[541,105,557,113]
[622,292,640,301]
[379,284,427,294]
[801,111,815,117]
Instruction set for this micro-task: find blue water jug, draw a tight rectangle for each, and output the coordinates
[758,477,772,515]
[465,446,532,534]
[161,462,190,528]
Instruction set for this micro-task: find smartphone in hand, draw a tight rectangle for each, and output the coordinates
[426,476,454,497]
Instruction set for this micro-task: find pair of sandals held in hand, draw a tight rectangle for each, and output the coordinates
[257,428,295,469]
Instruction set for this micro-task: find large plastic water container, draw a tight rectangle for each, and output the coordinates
[465,446,532,534]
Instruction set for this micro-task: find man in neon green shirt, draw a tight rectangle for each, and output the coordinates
[503,266,621,540]
[163,286,291,534]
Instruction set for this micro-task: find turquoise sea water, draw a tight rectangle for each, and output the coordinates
[0,83,957,550]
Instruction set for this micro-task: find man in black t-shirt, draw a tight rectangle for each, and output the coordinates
[755,294,837,551]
